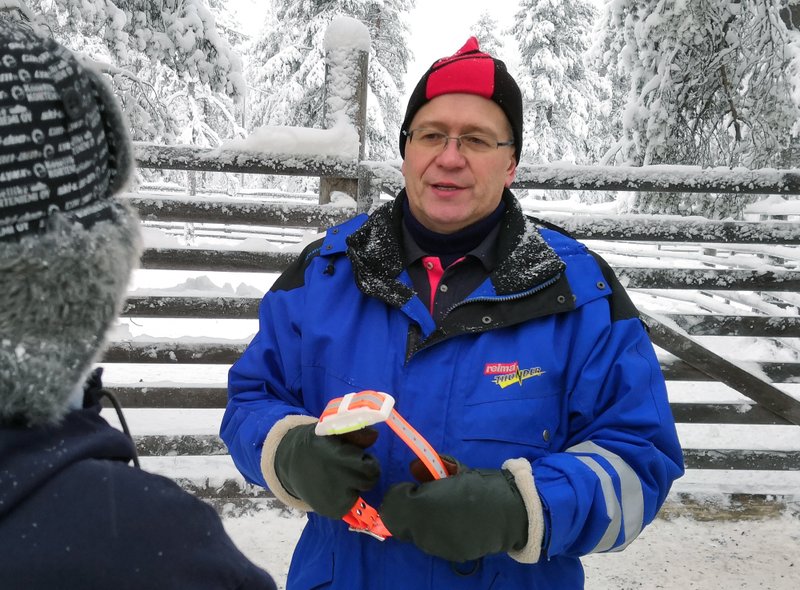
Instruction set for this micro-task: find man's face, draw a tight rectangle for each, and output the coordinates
[401,93,517,234]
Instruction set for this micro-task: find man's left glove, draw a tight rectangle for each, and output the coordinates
[380,459,533,563]
[273,423,380,519]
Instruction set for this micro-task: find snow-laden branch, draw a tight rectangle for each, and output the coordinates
[0,0,34,19]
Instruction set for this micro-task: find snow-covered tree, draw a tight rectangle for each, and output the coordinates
[245,0,413,161]
[363,1,413,161]
[471,11,504,57]
[511,0,610,167]
[593,0,800,217]
[207,0,249,47]
[27,0,245,145]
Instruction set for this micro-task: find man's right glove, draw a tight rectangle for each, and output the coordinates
[380,457,542,563]
[273,423,380,519]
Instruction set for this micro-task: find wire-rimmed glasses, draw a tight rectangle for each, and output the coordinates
[403,128,514,154]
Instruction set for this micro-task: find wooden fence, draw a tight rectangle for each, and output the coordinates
[106,29,800,506]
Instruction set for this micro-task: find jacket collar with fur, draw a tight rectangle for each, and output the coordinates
[345,188,566,310]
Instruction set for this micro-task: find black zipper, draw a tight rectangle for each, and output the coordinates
[443,273,562,318]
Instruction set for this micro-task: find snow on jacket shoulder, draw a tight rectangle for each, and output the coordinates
[221,190,684,590]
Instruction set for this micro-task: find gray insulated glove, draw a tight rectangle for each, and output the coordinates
[380,461,528,563]
[274,424,380,519]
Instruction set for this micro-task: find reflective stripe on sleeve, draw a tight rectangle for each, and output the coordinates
[575,455,621,552]
[567,440,645,552]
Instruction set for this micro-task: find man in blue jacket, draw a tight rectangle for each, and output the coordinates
[222,37,684,589]
[0,18,276,590]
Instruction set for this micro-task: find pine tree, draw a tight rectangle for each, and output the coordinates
[511,0,610,167]
[245,0,414,161]
[363,1,412,161]
[593,0,800,217]
[471,11,505,57]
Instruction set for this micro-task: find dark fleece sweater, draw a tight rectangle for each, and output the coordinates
[0,399,276,590]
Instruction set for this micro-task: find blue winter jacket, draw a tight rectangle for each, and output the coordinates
[221,190,684,589]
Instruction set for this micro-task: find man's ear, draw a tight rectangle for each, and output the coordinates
[401,159,407,176]
[504,158,517,188]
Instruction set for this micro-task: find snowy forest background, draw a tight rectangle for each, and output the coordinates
[13,0,800,219]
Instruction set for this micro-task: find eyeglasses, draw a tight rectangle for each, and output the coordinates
[403,128,514,154]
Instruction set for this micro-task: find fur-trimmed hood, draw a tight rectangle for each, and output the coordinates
[0,204,141,425]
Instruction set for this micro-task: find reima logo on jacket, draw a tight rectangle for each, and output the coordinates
[484,361,545,389]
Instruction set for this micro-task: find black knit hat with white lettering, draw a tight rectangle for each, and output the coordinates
[0,20,133,241]
[0,19,142,426]
[400,37,523,162]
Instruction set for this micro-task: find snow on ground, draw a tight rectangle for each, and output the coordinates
[581,511,800,589]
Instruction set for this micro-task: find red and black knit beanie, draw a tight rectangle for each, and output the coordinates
[399,37,523,162]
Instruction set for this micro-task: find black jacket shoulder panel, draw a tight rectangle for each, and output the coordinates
[524,214,576,239]
[588,250,640,322]
[272,214,369,294]
[269,237,326,293]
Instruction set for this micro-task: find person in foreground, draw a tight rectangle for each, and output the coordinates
[0,19,276,590]
[222,36,684,589]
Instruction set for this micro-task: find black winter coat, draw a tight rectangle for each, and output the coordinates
[0,399,276,590]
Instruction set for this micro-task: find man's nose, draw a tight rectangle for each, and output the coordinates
[436,137,466,165]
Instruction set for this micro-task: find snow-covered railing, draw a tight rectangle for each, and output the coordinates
[134,143,800,213]
[135,143,361,178]
[117,295,799,339]
[128,247,800,291]
[127,193,354,228]
[513,163,800,195]
[105,333,800,383]
[128,193,800,242]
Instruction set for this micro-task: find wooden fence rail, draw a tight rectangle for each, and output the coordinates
[127,193,800,243]
[100,340,799,384]
[135,247,800,290]
[121,296,800,337]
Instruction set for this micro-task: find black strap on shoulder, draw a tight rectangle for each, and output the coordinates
[83,367,141,469]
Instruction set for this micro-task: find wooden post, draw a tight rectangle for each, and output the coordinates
[319,18,370,209]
